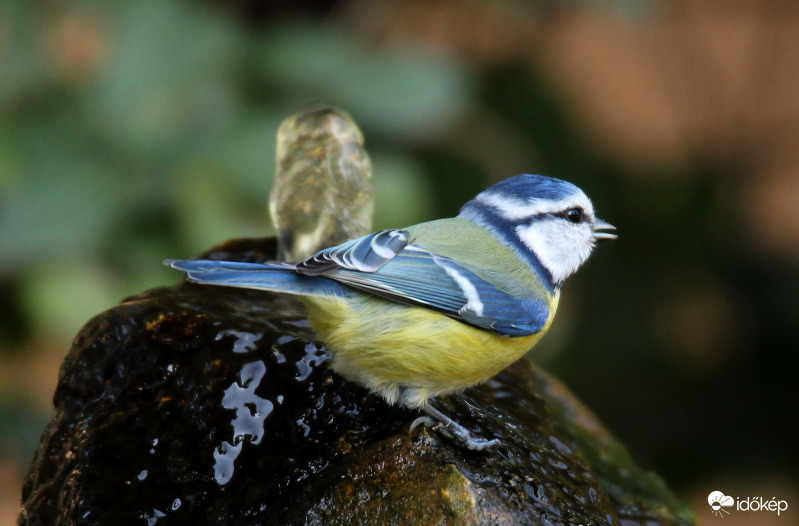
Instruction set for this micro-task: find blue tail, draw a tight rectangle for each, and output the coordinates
[165,259,346,297]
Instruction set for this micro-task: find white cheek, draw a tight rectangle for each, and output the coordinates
[516,223,594,284]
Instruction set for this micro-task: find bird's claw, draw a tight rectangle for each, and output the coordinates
[409,416,435,433]
[408,404,500,451]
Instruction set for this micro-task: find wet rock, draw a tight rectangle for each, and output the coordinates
[20,238,694,526]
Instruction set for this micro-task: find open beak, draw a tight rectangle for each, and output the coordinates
[593,218,617,241]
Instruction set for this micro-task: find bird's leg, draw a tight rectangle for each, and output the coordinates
[411,403,500,451]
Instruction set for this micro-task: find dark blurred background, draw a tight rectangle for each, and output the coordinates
[2,1,798,524]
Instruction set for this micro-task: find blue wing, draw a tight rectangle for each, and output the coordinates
[320,244,549,337]
[166,229,550,337]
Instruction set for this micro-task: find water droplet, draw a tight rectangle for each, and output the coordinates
[588,487,598,503]
[295,343,328,381]
[523,483,536,498]
[296,416,311,437]
[213,440,241,485]
[273,348,287,364]
[221,361,273,444]
[215,329,263,354]
[142,509,166,525]
[548,435,572,455]
[214,360,273,484]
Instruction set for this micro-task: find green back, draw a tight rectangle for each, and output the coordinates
[405,218,550,301]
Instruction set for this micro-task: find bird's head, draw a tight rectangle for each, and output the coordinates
[459,174,616,287]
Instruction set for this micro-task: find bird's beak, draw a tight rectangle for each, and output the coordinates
[592,219,617,241]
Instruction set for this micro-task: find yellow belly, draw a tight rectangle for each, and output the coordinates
[303,293,558,407]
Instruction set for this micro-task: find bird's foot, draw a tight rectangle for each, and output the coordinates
[409,404,499,451]
[409,416,435,433]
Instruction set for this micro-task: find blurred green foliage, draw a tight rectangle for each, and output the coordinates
[0,0,469,342]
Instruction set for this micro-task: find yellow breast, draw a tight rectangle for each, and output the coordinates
[303,292,559,407]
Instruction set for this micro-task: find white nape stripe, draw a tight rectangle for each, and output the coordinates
[437,262,484,316]
[476,192,593,221]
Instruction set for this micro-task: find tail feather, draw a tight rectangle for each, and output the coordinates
[165,259,295,272]
[164,259,345,297]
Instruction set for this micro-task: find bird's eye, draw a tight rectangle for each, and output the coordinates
[564,207,583,224]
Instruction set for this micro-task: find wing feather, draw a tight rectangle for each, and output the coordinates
[295,230,409,275]
[323,246,549,336]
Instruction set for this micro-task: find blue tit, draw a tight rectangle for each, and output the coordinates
[166,174,616,449]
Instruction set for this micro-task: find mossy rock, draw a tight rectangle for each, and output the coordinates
[20,238,694,526]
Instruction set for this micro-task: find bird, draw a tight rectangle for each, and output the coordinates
[166,174,616,449]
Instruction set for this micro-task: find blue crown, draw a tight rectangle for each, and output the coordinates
[471,174,580,204]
